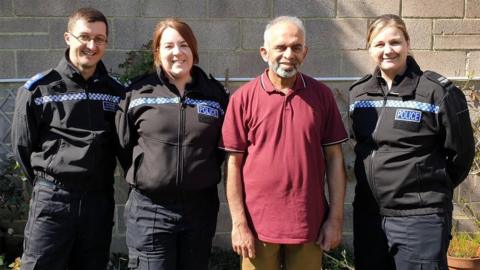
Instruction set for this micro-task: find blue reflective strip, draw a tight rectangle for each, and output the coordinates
[129,97,224,115]
[349,100,439,114]
[24,73,45,90]
[34,93,120,105]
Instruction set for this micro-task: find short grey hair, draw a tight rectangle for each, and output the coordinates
[263,16,306,48]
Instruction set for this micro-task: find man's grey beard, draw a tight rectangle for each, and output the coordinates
[269,61,299,78]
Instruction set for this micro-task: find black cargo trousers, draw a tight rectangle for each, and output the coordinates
[125,187,219,270]
[21,177,114,270]
[354,205,452,270]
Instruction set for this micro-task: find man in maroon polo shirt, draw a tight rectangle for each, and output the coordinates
[221,16,348,270]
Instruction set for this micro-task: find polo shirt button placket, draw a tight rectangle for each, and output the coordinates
[284,91,293,111]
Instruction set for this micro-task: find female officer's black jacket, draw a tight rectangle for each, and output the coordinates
[116,66,228,199]
[349,56,474,216]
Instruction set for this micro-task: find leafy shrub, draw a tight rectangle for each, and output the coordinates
[117,41,154,84]
[0,155,29,222]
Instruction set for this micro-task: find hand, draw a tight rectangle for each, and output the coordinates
[231,222,256,259]
[316,217,343,251]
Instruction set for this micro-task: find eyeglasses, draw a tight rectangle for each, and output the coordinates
[68,32,108,46]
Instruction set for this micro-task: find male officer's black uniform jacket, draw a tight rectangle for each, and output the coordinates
[349,56,474,216]
[116,66,228,199]
[12,50,125,190]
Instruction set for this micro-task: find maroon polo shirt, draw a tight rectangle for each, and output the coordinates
[221,70,348,243]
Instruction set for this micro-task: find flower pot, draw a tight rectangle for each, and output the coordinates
[447,255,480,270]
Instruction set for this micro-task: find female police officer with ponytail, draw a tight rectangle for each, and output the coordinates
[349,14,475,270]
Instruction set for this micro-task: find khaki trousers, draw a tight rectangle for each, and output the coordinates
[242,240,323,270]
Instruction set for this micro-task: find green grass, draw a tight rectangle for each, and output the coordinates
[448,232,480,258]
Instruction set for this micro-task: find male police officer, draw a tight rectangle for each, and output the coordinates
[12,7,124,270]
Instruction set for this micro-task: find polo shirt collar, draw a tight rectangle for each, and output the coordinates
[260,69,306,94]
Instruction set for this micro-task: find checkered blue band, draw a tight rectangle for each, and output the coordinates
[349,100,439,114]
[349,100,384,111]
[129,97,224,115]
[34,93,120,105]
[88,93,121,103]
[129,97,181,109]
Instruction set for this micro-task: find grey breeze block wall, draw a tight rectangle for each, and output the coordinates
[1,0,480,253]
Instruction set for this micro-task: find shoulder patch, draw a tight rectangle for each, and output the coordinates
[423,70,452,88]
[23,70,52,91]
[349,74,372,91]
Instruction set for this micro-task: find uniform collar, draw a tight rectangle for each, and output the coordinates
[260,69,307,94]
[362,56,422,97]
[56,49,108,84]
[156,65,214,97]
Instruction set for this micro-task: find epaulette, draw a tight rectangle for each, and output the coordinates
[423,70,454,90]
[23,69,53,91]
[349,74,372,91]
[209,74,230,96]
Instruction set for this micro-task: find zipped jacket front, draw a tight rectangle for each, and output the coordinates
[116,66,228,197]
[349,57,474,216]
[11,50,125,190]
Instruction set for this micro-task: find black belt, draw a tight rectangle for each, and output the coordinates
[33,172,106,192]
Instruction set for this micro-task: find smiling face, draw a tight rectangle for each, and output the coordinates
[368,26,410,79]
[260,21,307,79]
[64,18,107,79]
[158,27,194,82]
